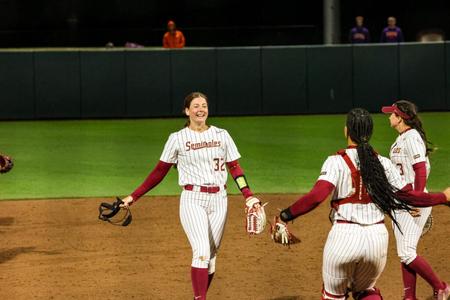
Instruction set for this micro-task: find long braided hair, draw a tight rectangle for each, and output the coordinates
[394,100,433,156]
[346,108,411,230]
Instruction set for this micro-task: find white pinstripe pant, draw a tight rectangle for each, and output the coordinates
[179,189,228,273]
[322,223,388,298]
[393,207,432,265]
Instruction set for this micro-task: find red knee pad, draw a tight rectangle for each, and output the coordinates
[353,287,383,300]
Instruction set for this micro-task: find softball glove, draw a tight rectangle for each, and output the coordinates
[245,197,267,234]
[0,154,13,174]
[269,216,300,246]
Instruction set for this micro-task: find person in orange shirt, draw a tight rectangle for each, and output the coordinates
[163,20,185,48]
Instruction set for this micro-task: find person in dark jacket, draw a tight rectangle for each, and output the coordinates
[380,16,404,43]
[349,16,370,44]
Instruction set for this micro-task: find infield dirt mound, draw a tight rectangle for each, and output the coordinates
[0,195,448,299]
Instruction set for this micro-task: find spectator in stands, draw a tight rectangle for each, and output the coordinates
[349,16,370,43]
[163,20,186,48]
[125,41,144,48]
[380,16,404,43]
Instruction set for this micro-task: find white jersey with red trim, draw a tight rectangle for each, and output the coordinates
[390,128,433,267]
[389,128,430,189]
[318,148,404,225]
[160,125,241,187]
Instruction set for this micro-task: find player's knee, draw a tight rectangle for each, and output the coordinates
[398,251,417,265]
[396,235,419,264]
[191,244,211,268]
[322,287,348,300]
[192,254,210,269]
[208,256,216,274]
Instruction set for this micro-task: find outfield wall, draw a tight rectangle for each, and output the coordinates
[0,42,449,120]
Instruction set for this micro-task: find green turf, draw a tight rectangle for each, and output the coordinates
[0,113,448,200]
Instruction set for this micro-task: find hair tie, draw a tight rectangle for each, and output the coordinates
[360,137,369,144]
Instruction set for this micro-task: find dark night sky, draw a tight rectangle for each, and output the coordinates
[0,0,449,47]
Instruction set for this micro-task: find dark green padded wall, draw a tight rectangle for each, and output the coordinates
[353,44,399,111]
[0,53,35,119]
[0,43,448,121]
[216,48,262,115]
[307,46,353,113]
[80,51,126,118]
[34,52,81,118]
[399,43,446,110]
[261,46,308,114]
[171,49,217,116]
[126,50,172,117]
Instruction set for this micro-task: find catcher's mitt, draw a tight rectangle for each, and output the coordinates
[421,214,433,237]
[245,197,267,234]
[0,154,13,174]
[269,216,300,247]
[98,197,132,226]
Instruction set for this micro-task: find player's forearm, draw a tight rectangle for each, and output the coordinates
[397,186,446,207]
[131,160,173,201]
[413,161,427,192]
[226,160,253,199]
[280,180,335,222]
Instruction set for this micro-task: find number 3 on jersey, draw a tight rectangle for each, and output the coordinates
[213,158,225,171]
[396,163,404,175]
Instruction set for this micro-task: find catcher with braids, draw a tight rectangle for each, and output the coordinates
[0,153,13,174]
[273,108,450,300]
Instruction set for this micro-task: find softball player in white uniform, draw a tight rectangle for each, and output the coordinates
[121,92,262,300]
[382,100,450,300]
[277,108,450,300]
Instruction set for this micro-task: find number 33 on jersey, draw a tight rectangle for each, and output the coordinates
[159,125,241,187]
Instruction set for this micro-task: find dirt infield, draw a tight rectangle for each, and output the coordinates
[0,195,448,299]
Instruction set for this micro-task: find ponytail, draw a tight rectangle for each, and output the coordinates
[347,109,411,231]
[395,100,433,156]
[404,115,433,156]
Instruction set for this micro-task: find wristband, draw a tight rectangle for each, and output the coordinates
[280,207,295,222]
[234,175,249,191]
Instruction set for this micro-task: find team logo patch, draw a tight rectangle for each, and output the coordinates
[413,154,421,159]
[392,147,401,154]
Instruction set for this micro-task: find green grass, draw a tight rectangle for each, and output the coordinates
[0,113,448,200]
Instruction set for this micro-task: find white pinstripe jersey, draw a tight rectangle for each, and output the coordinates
[389,128,430,189]
[160,125,241,186]
[318,148,404,225]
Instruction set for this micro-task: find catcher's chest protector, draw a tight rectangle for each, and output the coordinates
[331,150,372,209]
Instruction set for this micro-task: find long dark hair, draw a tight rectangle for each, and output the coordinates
[394,100,433,156]
[346,108,411,230]
[183,92,208,127]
